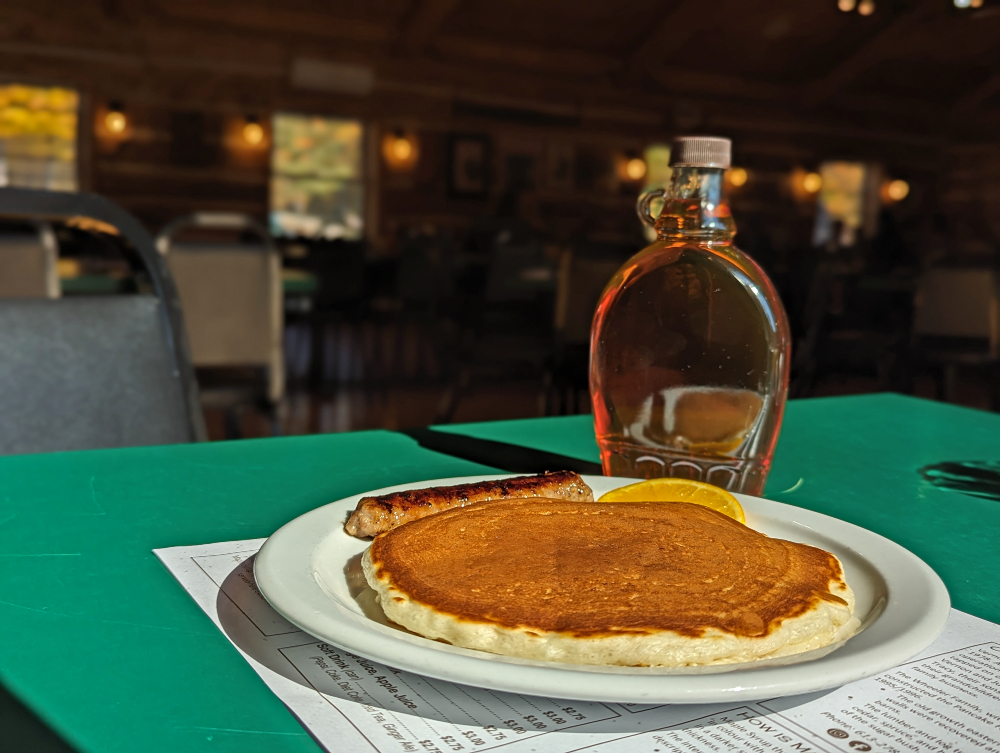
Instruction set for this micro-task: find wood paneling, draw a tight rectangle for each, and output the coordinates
[0,0,996,250]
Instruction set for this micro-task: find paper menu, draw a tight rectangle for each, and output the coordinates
[155,540,1000,753]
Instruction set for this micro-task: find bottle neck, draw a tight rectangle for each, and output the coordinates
[655,166,736,242]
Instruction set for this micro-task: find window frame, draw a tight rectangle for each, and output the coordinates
[268,111,367,241]
[0,77,85,192]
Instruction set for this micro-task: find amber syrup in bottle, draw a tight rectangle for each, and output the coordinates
[590,136,791,495]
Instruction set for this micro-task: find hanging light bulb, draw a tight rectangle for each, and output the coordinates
[970,0,984,7]
[242,115,264,146]
[885,179,910,202]
[858,0,875,15]
[838,0,857,11]
[790,169,822,201]
[803,172,823,193]
[105,101,127,134]
[727,167,748,187]
[381,129,420,172]
[625,158,647,181]
[391,136,413,161]
[954,0,972,7]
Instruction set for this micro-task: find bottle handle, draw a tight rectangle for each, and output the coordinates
[636,188,666,228]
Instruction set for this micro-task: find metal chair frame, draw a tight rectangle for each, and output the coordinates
[0,187,208,442]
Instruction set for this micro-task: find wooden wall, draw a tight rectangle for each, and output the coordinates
[91,103,271,230]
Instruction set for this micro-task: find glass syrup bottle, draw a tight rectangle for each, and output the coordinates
[590,136,790,495]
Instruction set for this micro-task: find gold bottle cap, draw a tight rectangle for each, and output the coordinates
[669,136,731,169]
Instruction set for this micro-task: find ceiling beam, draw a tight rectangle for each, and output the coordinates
[626,0,711,75]
[0,39,284,78]
[432,35,796,100]
[950,73,1000,121]
[708,110,943,149]
[432,35,618,77]
[159,0,391,43]
[648,68,798,103]
[373,53,943,150]
[802,0,940,108]
[399,0,464,55]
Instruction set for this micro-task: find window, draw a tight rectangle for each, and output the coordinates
[642,143,672,193]
[641,144,672,241]
[0,84,78,191]
[813,161,867,248]
[270,114,364,239]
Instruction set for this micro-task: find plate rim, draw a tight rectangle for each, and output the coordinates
[255,474,951,704]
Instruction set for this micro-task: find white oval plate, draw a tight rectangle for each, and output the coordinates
[255,474,950,704]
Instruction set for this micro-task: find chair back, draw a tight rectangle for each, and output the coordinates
[913,268,999,355]
[392,232,455,313]
[0,297,198,454]
[485,240,548,303]
[309,239,366,310]
[157,213,284,402]
[0,223,60,298]
[554,251,621,345]
[0,188,205,454]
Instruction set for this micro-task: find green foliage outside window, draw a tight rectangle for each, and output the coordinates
[270,114,364,239]
[0,85,78,191]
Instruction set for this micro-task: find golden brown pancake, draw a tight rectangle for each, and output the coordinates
[362,498,858,666]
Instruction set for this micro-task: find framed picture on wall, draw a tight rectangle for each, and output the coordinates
[447,133,491,198]
[546,141,574,191]
[498,135,543,195]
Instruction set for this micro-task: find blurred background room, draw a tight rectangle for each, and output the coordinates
[3,0,1000,443]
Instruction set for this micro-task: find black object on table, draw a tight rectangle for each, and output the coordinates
[402,427,602,475]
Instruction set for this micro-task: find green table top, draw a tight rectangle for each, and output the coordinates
[1,393,999,752]
[60,274,130,295]
[59,272,319,296]
[281,271,319,295]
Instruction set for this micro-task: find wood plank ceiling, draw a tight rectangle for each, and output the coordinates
[2,0,997,143]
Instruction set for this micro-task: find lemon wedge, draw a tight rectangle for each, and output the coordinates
[598,478,745,524]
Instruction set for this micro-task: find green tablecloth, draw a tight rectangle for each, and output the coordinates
[59,272,319,296]
[280,270,320,296]
[1,394,999,752]
[59,274,130,295]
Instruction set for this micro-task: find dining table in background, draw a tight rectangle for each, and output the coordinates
[57,266,320,297]
[1,393,999,752]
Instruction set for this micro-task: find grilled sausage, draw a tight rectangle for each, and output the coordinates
[344,471,594,538]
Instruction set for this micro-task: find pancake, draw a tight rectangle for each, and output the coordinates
[362,498,859,667]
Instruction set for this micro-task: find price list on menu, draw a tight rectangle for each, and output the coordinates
[157,540,1000,753]
[278,641,617,751]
